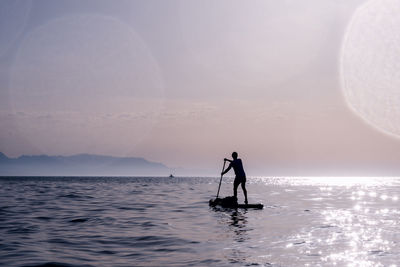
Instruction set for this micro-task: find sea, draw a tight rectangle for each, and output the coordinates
[1,176,400,267]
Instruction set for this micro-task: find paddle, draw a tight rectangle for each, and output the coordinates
[216,160,226,198]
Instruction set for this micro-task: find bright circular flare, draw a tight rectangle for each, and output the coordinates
[9,15,164,155]
[0,0,31,57]
[341,0,400,138]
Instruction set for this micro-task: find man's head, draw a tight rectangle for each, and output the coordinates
[232,152,238,159]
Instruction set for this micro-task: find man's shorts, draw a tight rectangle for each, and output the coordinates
[234,176,246,185]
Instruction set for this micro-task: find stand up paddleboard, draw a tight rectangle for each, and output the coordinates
[211,160,263,209]
[209,197,263,209]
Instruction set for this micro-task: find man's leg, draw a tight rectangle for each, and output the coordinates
[233,179,240,200]
[241,182,248,204]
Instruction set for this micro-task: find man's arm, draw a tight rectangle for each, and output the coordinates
[221,164,232,175]
[224,158,233,163]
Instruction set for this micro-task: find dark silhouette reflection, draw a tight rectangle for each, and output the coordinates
[229,210,248,243]
[211,206,258,265]
[228,210,249,264]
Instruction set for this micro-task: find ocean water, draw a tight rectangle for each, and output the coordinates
[1,176,400,267]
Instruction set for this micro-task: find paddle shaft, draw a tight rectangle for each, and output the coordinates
[216,160,226,198]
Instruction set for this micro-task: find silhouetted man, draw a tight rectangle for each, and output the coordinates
[221,152,248,204]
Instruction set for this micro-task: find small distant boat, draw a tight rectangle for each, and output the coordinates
[169,174,174,178]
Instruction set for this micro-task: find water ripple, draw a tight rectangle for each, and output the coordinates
[1,176,400,266]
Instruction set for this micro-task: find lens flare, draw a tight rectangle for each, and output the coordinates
[341,0,400,138]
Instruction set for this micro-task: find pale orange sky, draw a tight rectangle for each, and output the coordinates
[1,0,400,175]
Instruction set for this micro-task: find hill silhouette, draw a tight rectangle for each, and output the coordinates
[0,152,171,176]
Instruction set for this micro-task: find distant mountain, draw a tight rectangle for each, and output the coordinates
[0,152,172,176]
[0,152,8,161]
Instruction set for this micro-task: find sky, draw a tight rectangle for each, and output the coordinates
[1,0,400,176]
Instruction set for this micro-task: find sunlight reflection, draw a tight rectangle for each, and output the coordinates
[321,203,394,265]
[255,176,400,187]
[252,176,400,265]
[286,186,398,266]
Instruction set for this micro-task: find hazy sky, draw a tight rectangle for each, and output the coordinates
[1,0,400,175]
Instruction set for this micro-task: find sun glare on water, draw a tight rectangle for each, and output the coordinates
[268,176,400,266]
[298,176,397,187]
[254,176,399,187]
